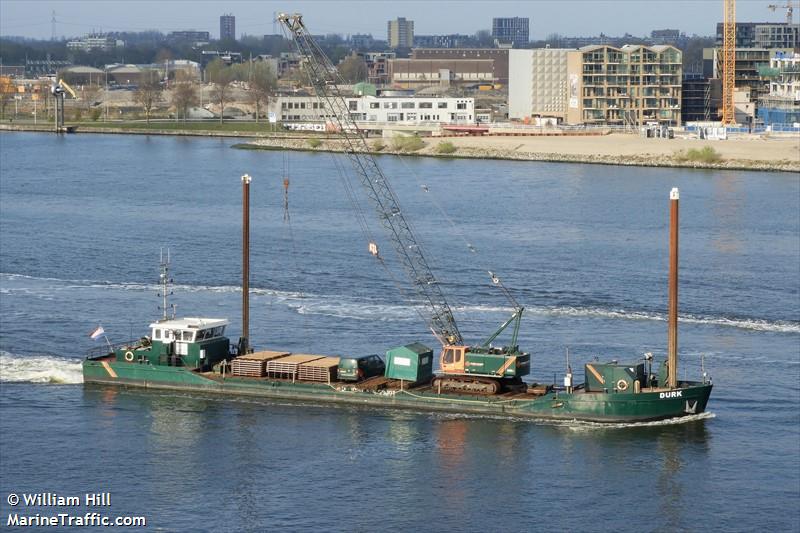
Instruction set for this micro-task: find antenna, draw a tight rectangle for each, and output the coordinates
[157,248,175,320]
[51,10,56,41]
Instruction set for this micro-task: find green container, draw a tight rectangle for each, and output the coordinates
[585,362,645,393]
[385,343,434,384]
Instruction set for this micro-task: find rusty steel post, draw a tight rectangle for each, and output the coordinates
[667,187,679,389]
[241,174,251,353]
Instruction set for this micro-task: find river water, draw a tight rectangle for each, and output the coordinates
[0,132,798,532]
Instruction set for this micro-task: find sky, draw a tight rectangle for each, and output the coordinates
[0,0,790,41]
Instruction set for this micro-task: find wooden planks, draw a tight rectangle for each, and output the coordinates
[266,354,324,380]
[298,356,340,383]
[231,350,291,377]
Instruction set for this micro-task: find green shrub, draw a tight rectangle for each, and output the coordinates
[675,145,722,163]
[307,137,322,148]
[73,108,83,121]
[392,134,425,152]
[371,139,385,152]
[90,108,102,122]
[435,141,457,154]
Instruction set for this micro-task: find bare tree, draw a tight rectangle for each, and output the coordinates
[338,55,368,84]
[170,71,198,123]
[248,62,276,123]
[207,59,234,124]
[134,69,162,123]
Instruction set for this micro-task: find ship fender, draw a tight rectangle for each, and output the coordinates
[616,379,628,392]
[124,351,135,362]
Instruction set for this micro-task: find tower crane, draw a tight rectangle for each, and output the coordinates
[277,13,530,394]
[721,0,736,125]
[768,1,794,24]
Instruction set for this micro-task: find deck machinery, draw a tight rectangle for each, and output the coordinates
[277,13,529,394]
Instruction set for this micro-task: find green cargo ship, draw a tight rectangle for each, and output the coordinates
[83,183,713,424]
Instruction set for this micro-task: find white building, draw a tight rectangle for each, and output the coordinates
[508,49,570,121]
[270,95,474,124]
[66,34,119,52]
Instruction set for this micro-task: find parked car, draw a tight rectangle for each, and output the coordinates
[338,354,385,382]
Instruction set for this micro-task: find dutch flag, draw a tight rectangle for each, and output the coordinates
[89,326,105,340]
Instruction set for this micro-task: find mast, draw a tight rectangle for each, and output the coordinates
[667,187,679,389]
[158,247,173,320]
[241,174,251,353]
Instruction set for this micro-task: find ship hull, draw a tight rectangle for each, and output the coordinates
[83,358,713,424]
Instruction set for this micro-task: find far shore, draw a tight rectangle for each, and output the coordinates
[2,122,798,172]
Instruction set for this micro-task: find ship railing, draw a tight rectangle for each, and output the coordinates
[86,339,143,358]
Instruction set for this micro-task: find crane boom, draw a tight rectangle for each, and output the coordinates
[721,0,736,125]
[278,13,462,345]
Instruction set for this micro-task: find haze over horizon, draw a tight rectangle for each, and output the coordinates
[0,0,790,41]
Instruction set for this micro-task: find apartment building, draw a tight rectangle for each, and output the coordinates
[509,44,682,126]
[220,14,236,41]
[715,22,799,49]
[492,17,529,47]
[388,18,414,49]
[758,52,800,125]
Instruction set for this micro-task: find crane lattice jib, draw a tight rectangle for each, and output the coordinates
[278,14,463,345]
[722,0,736,126]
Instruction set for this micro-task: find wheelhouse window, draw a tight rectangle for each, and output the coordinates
[153,329,161,339]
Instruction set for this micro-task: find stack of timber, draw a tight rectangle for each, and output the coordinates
[231,350,290,377]
[266,354,324,380]
[298,356,340,383]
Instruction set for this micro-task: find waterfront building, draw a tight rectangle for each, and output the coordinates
[509,49,571,121]
[681,74,722,122]
[758,52,800,125]
[388,18,414,49]
[220,14,236,41]
[492,17,529,47]
[270,95,474,124]
[509,44,682,126]
[703,46,796,104]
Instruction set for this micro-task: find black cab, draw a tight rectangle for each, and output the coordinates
[338,354,385,382]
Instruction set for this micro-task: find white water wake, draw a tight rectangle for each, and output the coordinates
[3,272,798,334]
[0,351,84,384]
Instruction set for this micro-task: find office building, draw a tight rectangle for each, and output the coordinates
[388,18,414,49]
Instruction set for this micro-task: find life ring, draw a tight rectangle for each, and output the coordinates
[124,351,135,362]
[616,379,628,391]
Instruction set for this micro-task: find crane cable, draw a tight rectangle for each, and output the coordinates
[391,153,522,311]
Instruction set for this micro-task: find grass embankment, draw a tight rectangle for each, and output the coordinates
[674,146,723,164]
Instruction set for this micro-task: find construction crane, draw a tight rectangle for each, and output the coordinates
[768,1,794,24]
[722,0,736,125]
[277,13,529,394]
